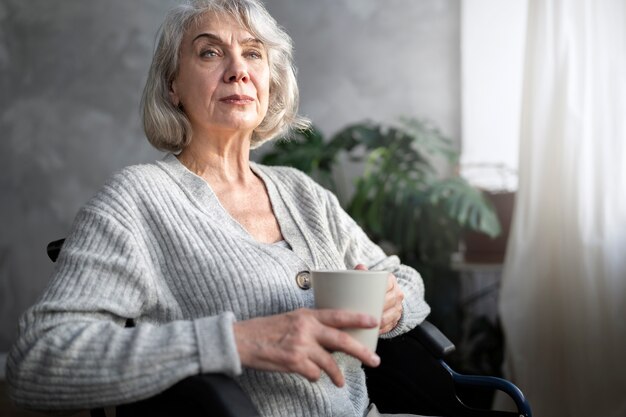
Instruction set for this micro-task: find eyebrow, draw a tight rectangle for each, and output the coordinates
[191,33,264,47]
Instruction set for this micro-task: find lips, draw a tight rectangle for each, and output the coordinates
[219,94,255,104]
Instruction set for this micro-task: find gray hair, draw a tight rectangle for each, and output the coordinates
[141,0,309,152]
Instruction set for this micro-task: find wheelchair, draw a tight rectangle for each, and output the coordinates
[47,238,531,417]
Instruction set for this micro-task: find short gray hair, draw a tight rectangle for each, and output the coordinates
[141,0,309,152]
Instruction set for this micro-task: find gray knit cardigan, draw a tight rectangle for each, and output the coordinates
[7,154,430,417]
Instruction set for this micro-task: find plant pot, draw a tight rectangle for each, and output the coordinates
[463,191,515,263]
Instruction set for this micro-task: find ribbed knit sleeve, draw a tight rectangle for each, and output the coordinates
[6,202,240,411]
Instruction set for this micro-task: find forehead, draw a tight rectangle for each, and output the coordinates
[185,12,256,43]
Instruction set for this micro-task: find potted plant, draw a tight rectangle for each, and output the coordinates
[262,118,501,265]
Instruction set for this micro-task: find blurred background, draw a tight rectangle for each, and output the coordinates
[0,0,471,355]
[1,0,624,416]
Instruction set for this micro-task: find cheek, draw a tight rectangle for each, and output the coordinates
[260,78,272,112]
[257,65,271,98]
[180,70,219,98]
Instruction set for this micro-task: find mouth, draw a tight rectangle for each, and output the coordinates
[219,94,255,105]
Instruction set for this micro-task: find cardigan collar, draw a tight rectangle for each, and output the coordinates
[156,153,316,269]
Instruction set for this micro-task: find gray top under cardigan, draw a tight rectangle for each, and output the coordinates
[6,154,430,417]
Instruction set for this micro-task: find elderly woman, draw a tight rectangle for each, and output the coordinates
[7,0,430,416]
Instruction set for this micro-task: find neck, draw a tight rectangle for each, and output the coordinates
[176,130,254,185]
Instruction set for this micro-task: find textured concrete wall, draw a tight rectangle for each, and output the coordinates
[0,0,172,352]
[264,0,460,138]
[0,0,459,352]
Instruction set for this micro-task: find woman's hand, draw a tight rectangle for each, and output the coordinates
[233,308,381,387]
[354,264,404,334]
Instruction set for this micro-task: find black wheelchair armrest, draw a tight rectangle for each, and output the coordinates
[47,238,65,262]
[411,320,456,358]
[115,373,260,417]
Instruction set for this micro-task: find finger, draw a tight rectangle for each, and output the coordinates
[354,264,368,271]
[379,302,403,333]
[380,317,395,334]
[385,276,403,304]
[295,358,324,384]
[380,289,403,332]
[379,310,395,333]
[308,346,345,387]
[386,274,395,291]
[382,287,399,314]
[317,327,380,368]
[314,309,378,329]
[383,288,395,310]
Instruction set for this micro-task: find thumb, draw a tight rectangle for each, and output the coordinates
[354,264,369,271]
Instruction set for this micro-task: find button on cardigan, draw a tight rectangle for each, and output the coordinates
[6,154,430,417]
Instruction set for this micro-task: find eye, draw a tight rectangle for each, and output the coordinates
[245,49,264,60]
[199,48,220,58]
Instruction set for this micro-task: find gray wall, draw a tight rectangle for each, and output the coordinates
[264,0,460,137]
[0,0,459,352]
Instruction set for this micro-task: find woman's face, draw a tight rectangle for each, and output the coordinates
[170,13,270,139]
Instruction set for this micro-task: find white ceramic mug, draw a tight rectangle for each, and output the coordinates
[311,269,388,352]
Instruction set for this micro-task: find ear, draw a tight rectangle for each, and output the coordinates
[169,79,180,107]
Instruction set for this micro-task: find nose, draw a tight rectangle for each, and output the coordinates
[223,55,249,83]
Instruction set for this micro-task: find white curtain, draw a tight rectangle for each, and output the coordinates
[498,0,626,416]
